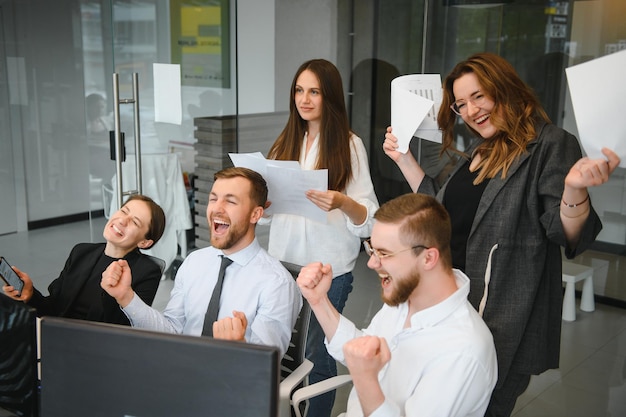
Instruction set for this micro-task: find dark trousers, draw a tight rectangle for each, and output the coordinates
[485,371,531,417]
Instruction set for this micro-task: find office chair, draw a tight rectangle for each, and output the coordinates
[290,372,352,417]
[0,295,39,417]
[277,261,353,417]
[279,262,310,377]
[146,255,167,282]
[278,261,313,417]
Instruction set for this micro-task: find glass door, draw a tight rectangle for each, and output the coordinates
[80,0,235,199]
[80,1,116,218]
[79,0,236,268]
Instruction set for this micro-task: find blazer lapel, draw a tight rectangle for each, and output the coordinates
[468,136,540,240]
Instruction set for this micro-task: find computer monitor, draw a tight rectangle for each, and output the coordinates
[39,317,280,417]
[0,294,39,417]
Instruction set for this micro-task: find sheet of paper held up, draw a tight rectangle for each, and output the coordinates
[565,49,626,168]
[391,74,443,153]
[229,152,329,223]
[153,63,182,125]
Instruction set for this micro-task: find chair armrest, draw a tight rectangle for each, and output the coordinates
[280,359,314,398]
[278,359,314,417]
[291,374,353,417]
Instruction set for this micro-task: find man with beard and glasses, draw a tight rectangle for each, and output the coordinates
[102,167,302,357]
[297,193,497,417]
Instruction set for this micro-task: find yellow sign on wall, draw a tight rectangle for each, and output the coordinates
[171,0,230,88]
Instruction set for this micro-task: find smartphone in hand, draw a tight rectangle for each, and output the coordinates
[0,256,24,296]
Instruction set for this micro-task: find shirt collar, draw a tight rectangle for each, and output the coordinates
[217,237,261,267]
[408,269,471,329]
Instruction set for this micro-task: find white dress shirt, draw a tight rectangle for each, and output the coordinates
[326,270,497,417]
[122,238,302,357]
[265,133,379,277]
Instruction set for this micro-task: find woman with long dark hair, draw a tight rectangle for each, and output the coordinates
[266,58,379,417]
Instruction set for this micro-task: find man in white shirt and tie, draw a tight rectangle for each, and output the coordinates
[102,167,302,357]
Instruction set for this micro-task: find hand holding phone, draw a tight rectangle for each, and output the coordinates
[0,257,24,296]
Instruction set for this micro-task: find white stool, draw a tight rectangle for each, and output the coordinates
[561,261,595,321]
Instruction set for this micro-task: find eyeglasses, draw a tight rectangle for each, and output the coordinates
[363,239,429,260]
[450,92,487,116]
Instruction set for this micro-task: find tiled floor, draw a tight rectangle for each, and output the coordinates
[1,219,626,416]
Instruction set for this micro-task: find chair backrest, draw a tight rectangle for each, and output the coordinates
[279,261,310,380]
[146,255,166,276]
[0,294,39,417]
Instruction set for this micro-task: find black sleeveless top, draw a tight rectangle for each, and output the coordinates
[442,160,490,272]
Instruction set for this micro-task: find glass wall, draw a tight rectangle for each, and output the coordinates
[341,0,626,302]
[1,0,625,300]
[0,0,234,232]
[0,2,19,235]
[2,0,92,232]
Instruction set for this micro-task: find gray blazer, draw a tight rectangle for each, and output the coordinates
[419,122,602,387]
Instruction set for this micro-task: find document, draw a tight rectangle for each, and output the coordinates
[391,74,443,153]
[565,50,626,167]
[265,166,328,223]
[153,63,182,125]
[229,153,329,223]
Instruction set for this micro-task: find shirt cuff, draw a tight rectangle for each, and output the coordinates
[369,400,399,417]
[326,315,360,362]
[121,292,147,321]
[346,198,377,236]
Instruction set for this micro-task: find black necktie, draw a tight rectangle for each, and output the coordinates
[201,255,233,336]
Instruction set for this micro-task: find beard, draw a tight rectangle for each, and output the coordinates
[382,269,421,307]
[210,217,249,250]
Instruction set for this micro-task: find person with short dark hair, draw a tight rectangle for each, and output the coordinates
[2,194,166,326]
[297,193,497,416]
[101,167,302,357]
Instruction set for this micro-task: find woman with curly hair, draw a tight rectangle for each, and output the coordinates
[383,52,619,416]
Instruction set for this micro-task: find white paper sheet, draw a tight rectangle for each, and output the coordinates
[228,152,268,175]
[228,152,301,175]
[565,50,626,167]
[153,63,182,125]
[391,74,443,153]
[229,153,328,223]
[266,166,328,224]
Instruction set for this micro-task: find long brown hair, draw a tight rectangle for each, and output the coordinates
[267,59,353,192]
[437,52,550,184]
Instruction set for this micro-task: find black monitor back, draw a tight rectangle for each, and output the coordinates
[40,317,279,417]
[0,294,38,417]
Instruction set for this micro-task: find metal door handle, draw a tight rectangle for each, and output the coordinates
[112,72,142,209]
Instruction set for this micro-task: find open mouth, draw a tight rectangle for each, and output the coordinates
[212,218,230,235]
[379,273,391,288]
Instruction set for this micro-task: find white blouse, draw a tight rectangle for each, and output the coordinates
[265,133,379,277]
